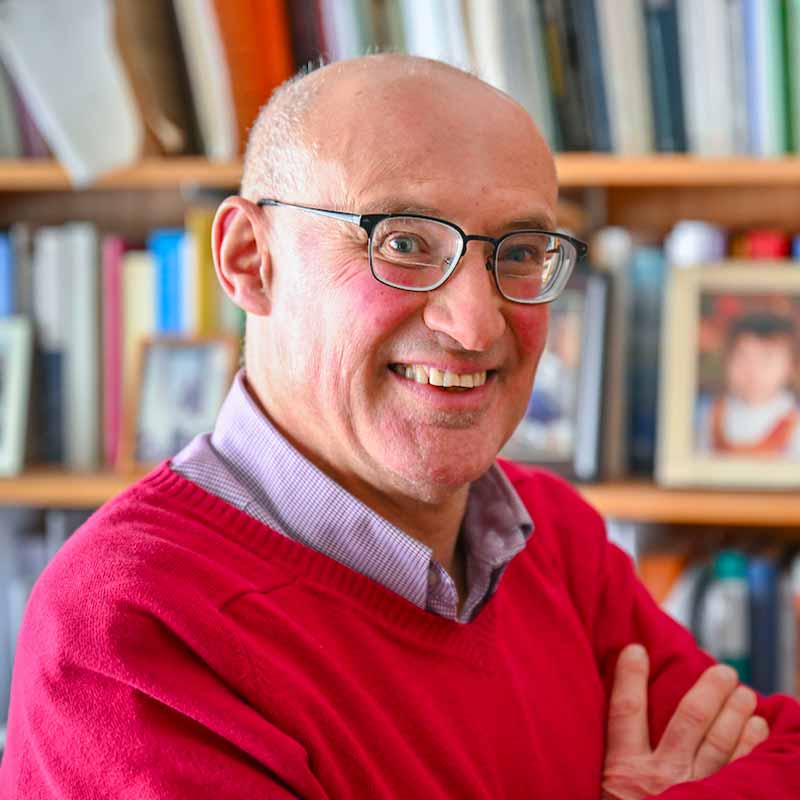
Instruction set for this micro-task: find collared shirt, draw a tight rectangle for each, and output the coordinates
[171,371,533,623]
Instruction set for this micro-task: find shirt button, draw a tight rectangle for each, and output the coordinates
[427,569,439,588]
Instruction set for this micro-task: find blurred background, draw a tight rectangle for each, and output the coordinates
[0,0,800,757]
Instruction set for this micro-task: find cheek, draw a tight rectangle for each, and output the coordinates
[507,305,550,365]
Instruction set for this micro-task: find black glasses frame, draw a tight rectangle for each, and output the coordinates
[257,198,588,304]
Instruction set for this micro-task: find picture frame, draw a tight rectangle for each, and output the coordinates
[0,316,32,477]
[657,262,800,488]
[500,268,610,481]
[120,335,240,469]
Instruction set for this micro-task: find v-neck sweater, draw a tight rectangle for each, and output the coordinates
[2,461,800,798]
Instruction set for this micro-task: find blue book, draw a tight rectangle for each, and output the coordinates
[627,247,666,473]
[148,229,186,334]
[748,553,779,695]
[0,233,14,317]
[644,0,687,152]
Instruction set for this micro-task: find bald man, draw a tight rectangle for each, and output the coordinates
[2,55,800,799]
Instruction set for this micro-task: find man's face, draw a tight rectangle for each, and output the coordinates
[726,333,795,406]
[260,73,558,503]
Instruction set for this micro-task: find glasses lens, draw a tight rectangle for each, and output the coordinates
[495,232,575,303]
[370,217,461,290]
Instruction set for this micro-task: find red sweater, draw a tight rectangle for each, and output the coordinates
[1,461,799,798]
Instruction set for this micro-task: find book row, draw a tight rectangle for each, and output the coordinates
[0,209,243,474]
[3,1,800,184]
[638,539,800,699]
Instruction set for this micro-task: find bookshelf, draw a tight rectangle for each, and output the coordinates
[2,154,800,527]
[7,155,800,191]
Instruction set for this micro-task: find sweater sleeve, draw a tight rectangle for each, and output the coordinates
[0,545,326,800]
[566,489,800,798]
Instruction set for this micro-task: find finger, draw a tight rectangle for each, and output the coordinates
[606,644,651,758]
[656,664,739,761]
[731,715,770,761]
[693,685,757,778]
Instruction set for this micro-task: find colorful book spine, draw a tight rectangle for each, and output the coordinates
[0,234,15,317]
[149,228,187,334]
[748,553,779,695]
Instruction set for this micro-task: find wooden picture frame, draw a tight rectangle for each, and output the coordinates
[120,335,240,469]
[657,262,800,488]
[500,269,610,481]
[0,317,32,476]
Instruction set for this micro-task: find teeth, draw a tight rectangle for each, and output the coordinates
[392,363,488,389]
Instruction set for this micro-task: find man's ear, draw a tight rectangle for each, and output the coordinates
[212,196,273,316]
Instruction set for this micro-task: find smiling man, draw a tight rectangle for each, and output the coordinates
[2,54,800,799]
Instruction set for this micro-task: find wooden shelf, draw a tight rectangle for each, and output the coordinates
[0,157,242,191]
[4,155,800,191]
[0,469,796,527]
[0,467,148,508]
[579,482,800,528]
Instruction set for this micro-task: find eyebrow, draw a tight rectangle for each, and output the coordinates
[364,196,557,233]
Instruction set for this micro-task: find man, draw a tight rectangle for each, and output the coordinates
[2,54,799,798]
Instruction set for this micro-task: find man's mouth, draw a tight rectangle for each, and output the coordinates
[388,363,490,391]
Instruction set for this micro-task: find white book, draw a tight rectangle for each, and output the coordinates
[399,0,470,68]
[778,569,797,696]
[0,0,142,184]
[172,0,237,160]
[32,227,66,355]
[63,223,100,471]
[595,0,654,154]
[319,0,368,61]
[677,0,737,155]
[122,251,156,399]
[466,0,556,146]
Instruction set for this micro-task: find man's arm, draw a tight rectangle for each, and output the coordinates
[0,566,321,799]
[588,516,800,798]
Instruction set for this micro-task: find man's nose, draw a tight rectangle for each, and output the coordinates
[421,245,506,352]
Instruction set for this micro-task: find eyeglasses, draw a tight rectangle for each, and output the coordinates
[257,198,588,304]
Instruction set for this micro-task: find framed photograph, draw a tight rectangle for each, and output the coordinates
[501,269,609,480]
[657,262,800,488]
[121,336,239,469]
[0,316,32,476]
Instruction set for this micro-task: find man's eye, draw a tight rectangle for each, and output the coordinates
[386,234,423,255]
[504,245,542,263]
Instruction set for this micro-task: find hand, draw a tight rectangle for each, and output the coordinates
[602,644,770,800]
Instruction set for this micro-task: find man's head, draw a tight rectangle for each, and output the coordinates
[725,311,797,406]
[213,54,559,508]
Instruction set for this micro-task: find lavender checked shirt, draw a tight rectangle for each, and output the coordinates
[171,371,534,623]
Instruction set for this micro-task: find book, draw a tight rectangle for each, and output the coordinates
[677,0,739,155]
[172,0,238,160]
[541,0,590,151]
[319,0,375,63]
[212,0,295,154]
[595,0,655,154]
[0,63,21,158]
[0,0,143,184]
[184,207,219,335]
[0,234,14,317]
[466,0,558,148]
[401,0,469,68]
[112,0,201,155]
[121,250,156,406]
[744,0,789,156]
[101,235,125,468]
[286,0,325,67]
[148,228,187,334]
[31,226,67,463]
[748,551,780,694]
[644,0,687,152]
[786,0,800,153]
[63,223,100,471]
[9,223,32,317]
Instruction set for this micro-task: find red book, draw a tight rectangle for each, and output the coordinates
[745,229,791,259]
[212,0,295,154]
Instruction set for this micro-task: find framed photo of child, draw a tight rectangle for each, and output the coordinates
[657,262,800,488]
[120,336,240,469]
